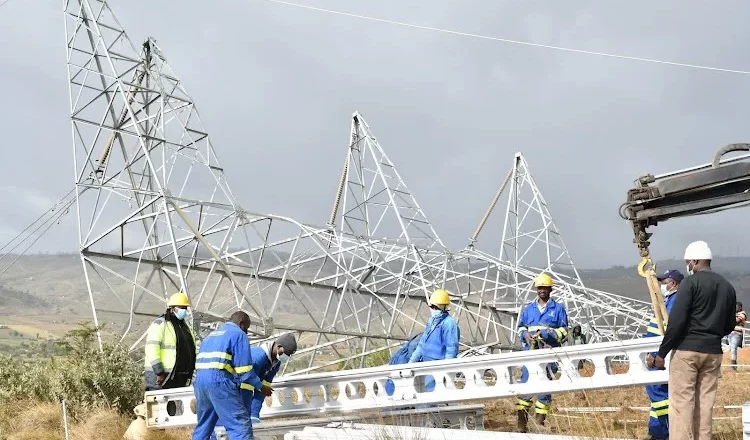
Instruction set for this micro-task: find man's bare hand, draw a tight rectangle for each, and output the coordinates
[156,373,166,386]
[653,356,666,370]
[524,333,533,345]
[261,385,274,397]
[647,355,666,370]
[645,354,655,368]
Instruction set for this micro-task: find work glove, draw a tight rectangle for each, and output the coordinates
[523,333,533,346]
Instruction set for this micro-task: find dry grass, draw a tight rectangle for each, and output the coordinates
[0,402,192,440]
[3,402,64,440]
[70,409,130,440]
[484,348,750,439]
[2,350,749,439]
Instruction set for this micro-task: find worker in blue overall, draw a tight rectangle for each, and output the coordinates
[644,269,683,440]
[515,273,569,433]
[209,333,298,439]
[384,333,422,396]
[192,311,272,440]
[408,289,460,392]
[247,333,297,423]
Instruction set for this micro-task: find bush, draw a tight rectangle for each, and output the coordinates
[0,322,142,419]
[335,345,393,371]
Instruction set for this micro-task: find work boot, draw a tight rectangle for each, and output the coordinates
[732,359,738,372]
[534,412,547,426]
[516,410,529,433]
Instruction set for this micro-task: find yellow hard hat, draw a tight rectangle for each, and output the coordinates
[167,292,190,307]
[534,273,553,288]
[429,289,451,306]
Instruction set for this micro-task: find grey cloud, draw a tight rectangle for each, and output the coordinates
[1,0,749,267]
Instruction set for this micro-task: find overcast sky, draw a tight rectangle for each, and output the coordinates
[1,0,749,269]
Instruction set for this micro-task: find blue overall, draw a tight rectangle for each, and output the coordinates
[644,291,677,440]
[246,345,281,420]
[210,344,281,439]
[385,333,422,396]
[192,323,264,440]
[515,298,569,415]
[408,312,459,392]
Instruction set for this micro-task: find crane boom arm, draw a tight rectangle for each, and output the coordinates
[621,143,750,258]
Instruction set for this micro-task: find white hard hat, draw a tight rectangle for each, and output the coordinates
[684,241,712,260]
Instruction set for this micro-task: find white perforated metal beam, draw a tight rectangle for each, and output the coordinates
[144,338,667,429]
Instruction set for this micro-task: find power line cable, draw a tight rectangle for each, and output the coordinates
[0,187,75,256]
[0,196,75,277]
[261,0,750,76]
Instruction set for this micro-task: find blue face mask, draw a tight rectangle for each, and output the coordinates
[174,308,188,321]
[431,309,442,318]
[278,353,290,364]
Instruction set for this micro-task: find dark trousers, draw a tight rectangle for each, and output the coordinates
[145,370,192,392]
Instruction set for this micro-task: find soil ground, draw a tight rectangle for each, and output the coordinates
[481,348,750,439]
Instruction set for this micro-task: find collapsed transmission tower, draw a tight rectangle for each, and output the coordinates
[63,0,651,374]
[460,154,653,345]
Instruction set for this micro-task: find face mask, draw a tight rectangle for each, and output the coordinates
[174,308,188,321]
[660,284,669,297]
[431,309,442,318]
[686,263,694,276]
[278,353,290,364]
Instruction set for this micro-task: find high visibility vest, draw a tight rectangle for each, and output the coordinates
[144,316,196,375]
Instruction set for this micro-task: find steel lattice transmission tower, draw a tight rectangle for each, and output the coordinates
[62,0,518,373]
[62,0,651,373]
[461,153,653,343]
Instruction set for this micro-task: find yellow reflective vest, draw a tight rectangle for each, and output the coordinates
[144,316,197,375]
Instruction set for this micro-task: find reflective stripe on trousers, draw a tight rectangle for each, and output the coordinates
[192,370,254,440]
[515,398,550,414]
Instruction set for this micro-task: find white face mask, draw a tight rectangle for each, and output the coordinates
[686,262,694,276]
[278,353,290,364]
[431,309,442,318]
[174,308,188,320]
[660,284,669,297]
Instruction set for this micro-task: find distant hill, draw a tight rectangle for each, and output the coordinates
[579,256,750,306]
[0,284,50,310]
[1,253,749,339]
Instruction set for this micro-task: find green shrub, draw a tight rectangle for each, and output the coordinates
[0,322,142,419]
[335,345,393,371]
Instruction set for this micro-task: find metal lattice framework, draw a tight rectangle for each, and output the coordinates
[460,154,654,345]
[63,0,652,374]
